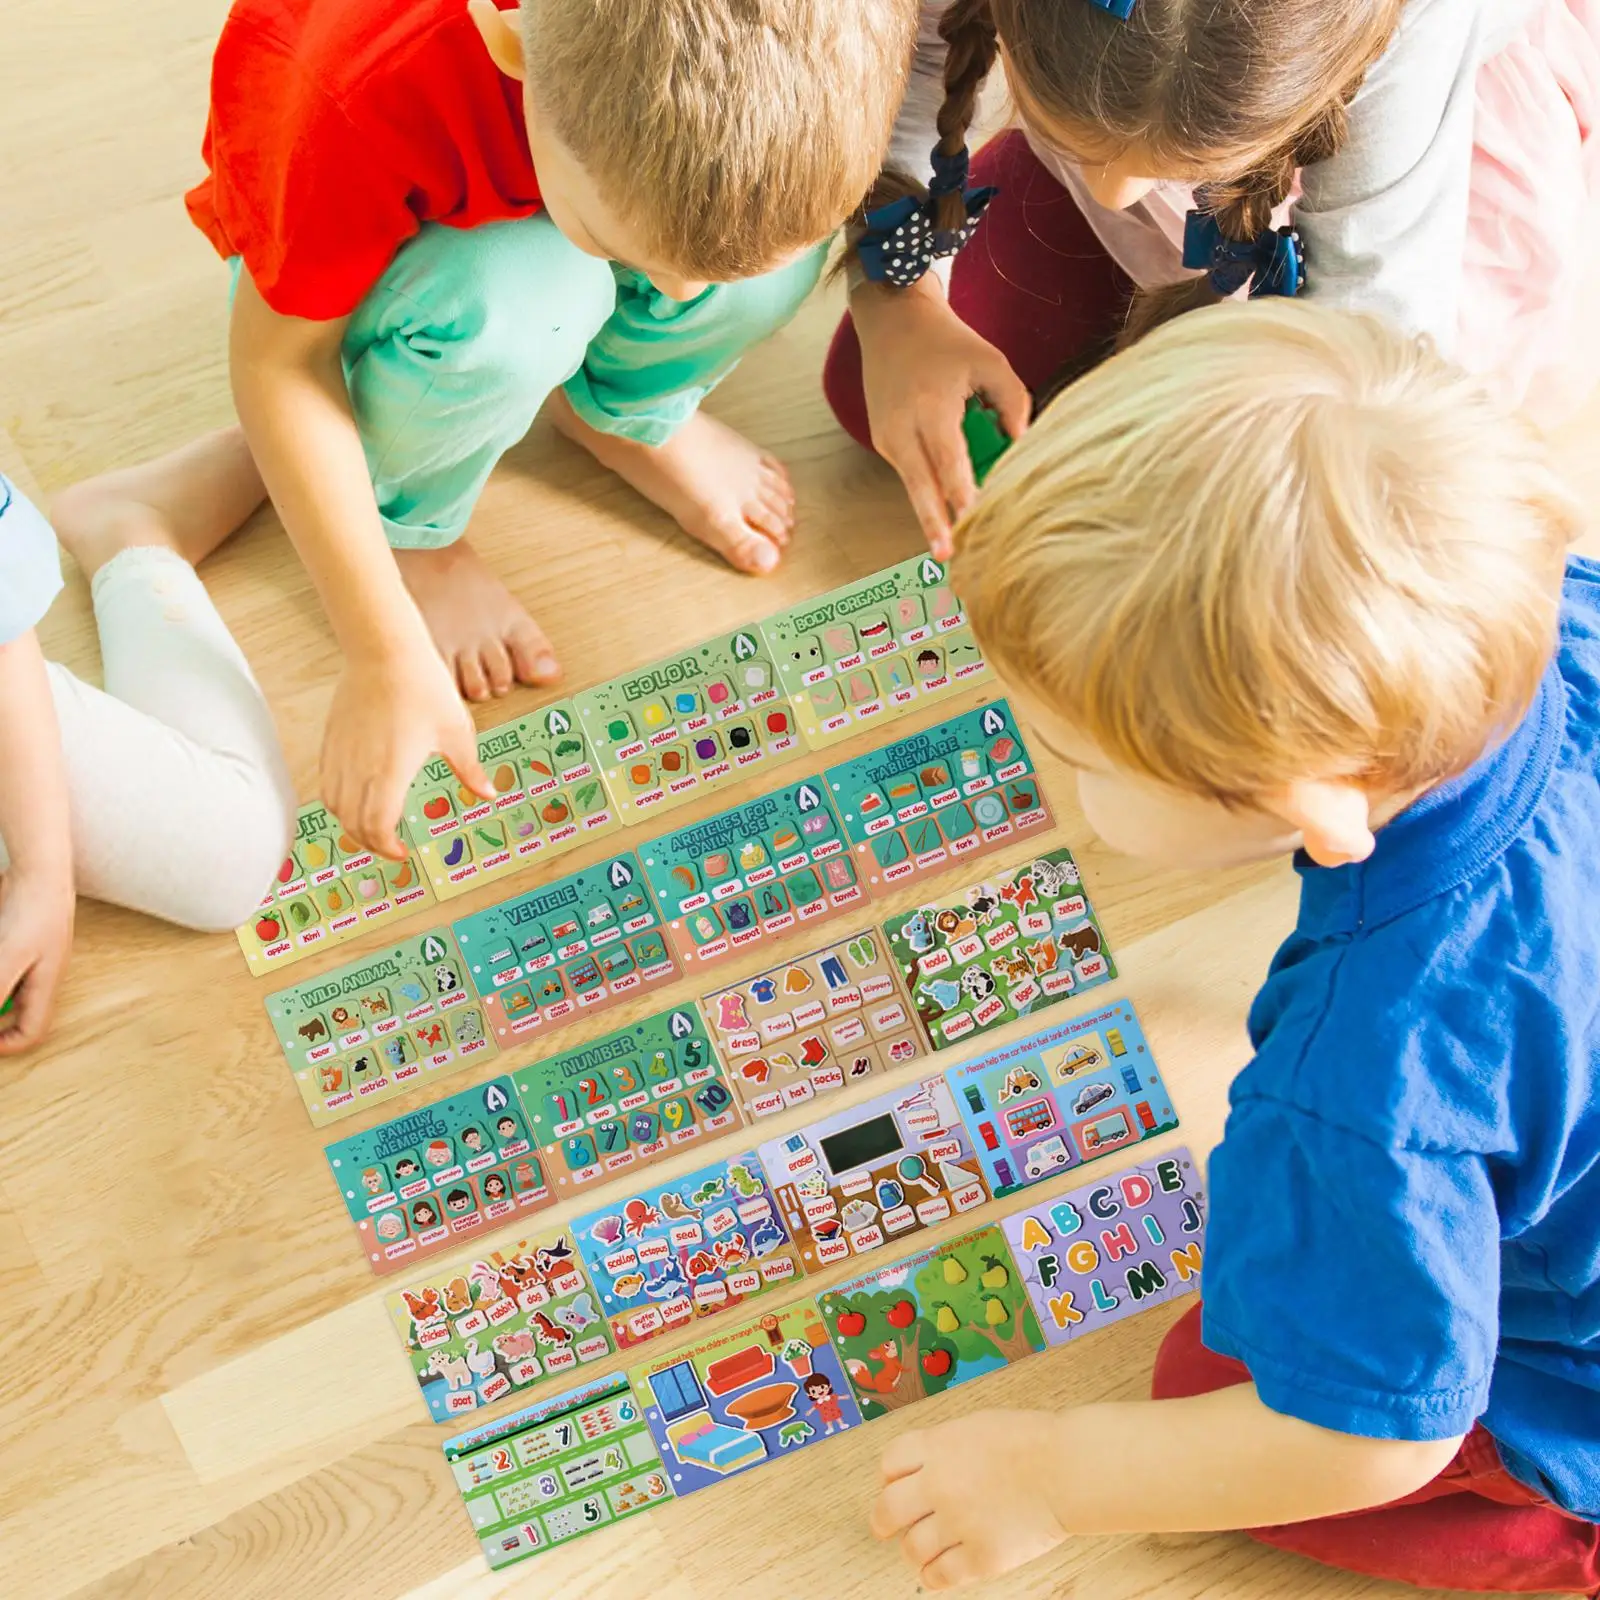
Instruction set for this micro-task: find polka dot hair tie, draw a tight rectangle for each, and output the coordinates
[857,144,998,288]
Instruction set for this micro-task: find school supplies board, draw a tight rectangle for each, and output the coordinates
[819,1224,1045,1422]
[575,626,804,823]
[757,1073,990,1271]
[762,555,989,748]
[573,1150,802,1351]
[630,1300,862,1498]
[401,701,619,899]
[1002,1146,1205,1345]
[826,700,1051,891]
[265,927,496,1127]
[236,799,434,975]
[946,1001,1179,1196]
[511,1006,743,1200]
[387,1230,614,1422]
[325,1078,553,1275]
[638,775,864,967]
[443,1374,671,1571]
[451,852,677,1047]
[884,849,1116,1049]
[701,931,925,1120]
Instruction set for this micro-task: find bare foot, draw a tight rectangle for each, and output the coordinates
[51,427,266,580]
[548,392,794,574]
[396,541,561,702]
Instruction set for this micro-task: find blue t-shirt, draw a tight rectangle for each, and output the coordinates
[0,473,63,645]
[1203,557,1600,1519]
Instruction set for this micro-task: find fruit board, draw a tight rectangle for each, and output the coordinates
[757,1073,990,1271]
[1002,1146,1206,1345]
[443,1374,671,1570]
[450,852,677,1047]
[630,1300,863,1497]
[573,1150,802,1351]
[637,774,863,967]
[946,1001,1179,1195]
[265,926,497,1126]
[884,848,1116,1049]
[761,555,989,748]
[387,1229,614,1421]
[325,1077,553,1274]
[699,930,925,1120]
[510,1006,743,1200]
[401,701,619,899]
[826,700,1052,891]
[236,799,433,975]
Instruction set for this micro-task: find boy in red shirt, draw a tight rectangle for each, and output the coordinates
[78,0,915,854]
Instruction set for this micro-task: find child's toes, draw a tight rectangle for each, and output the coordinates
[456,651,492,702]
[760,453,796,509]
[505,616,561,686]
[480,639,515,697]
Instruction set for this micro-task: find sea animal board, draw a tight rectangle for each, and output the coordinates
[387,1229,614,1422]
[700,932,925,1120]
[638,775,864,967]
[265,927,498,1127]
[945,1001,1179,1197]
[573,1151,802,1351]
[883,849,1116,1050]
[824,700,1051,891]
[757,1074,990,1271]
[1001,1147,1206,1346]
[324,1077,553,1275]
[450,852,677,1047]
[819,1224,1044,1423]
[761,555,989,747]
[510,1006,743,1200]
[443,1374,672,1570]
[235,799,434,976]
[630,1300,862,1498]
[575,626,805,823]
[401,702,620,899]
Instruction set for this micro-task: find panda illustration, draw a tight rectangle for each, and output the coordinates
[959,967,997,1003]
[433,962,463,998]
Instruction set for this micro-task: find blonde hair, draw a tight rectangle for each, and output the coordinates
[522,0,918,280]
[954,303,1579,805]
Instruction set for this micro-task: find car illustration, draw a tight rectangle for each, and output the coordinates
[1023,1135,1072,1180]
[1073,1080,1115,1115]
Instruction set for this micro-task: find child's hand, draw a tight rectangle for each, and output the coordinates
[322,648,494,860]
[870,1409,1071,1590]
[0,864,75,1055]
[852,279,1030,559]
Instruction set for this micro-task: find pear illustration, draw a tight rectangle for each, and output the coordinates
[980,1254,1009,1291]
[935,1302,961,1334]
[941,1255,968,1286]
[984,1295,1008,1327]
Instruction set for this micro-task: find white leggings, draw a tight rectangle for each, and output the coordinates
[0,547,297,931]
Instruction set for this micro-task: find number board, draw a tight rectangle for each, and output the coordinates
[451,852,677,1047]
[265,927,496,1127]
[511,1006,743,1199]
[443,1374,672,1570]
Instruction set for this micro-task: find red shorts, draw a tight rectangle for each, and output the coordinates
[1155,1302,1600,1593]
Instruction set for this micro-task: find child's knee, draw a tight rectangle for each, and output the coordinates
[170,766,298,933]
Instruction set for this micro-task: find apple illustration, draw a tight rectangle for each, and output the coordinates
[255,915,282,942]
[885,1298,917,1330]
[423,795,451,820]
[835,1308,867,1338]
[921,1348,953,1378]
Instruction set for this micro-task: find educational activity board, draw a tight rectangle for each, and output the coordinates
[885,849,1116,1049]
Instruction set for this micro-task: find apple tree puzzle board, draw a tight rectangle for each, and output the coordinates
[762,555,989,748]
[236,799,434,975]
[1002,1146,1205,1345]
[819,1224,1045,1421]
[400,701,619,900]
[700,930,926,1121]
[946,1001,1179,1197]
[884,848,1116,1049]
[444,1374,671,1571]
[265,926,497,1127]
[387,1229,614,1422]
[575,626,804,823]
[450,852,677,1047]
[573,1150,802,1351]
[638,774,863,968]
[825,700,1051,891]
[325,1077,553,1275]
[630,1299,863,1498]
[510,1006,743,1200]
[757,1073,990,1271]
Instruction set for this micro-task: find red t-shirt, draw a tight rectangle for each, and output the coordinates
[186,0,543,320]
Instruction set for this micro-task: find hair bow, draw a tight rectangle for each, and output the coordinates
[1181,211,1304,299]
[857,144,998,288]
[1085,0,1137,15]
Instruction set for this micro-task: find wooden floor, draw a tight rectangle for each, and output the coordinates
[4,5,1597,1597]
